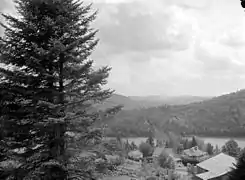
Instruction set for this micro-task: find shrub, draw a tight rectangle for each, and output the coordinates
[158,151,175,169]
[139,142,153,158]
[176,143,184,154]
[206,143,214,155]
[130,141,138,150]
[146,136,155,147]
[222,139,240,157]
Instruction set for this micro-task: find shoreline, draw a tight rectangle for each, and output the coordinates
[104,136,245,148]
[106,135,245,139]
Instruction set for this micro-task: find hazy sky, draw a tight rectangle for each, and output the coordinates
[1,0,245,96]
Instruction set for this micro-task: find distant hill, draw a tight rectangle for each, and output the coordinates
[104,90,245,137]
[97,94,211,110]
[96,94,140,110]
[129,95,211,106]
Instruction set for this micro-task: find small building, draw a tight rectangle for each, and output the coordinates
[174,157,183,167]
[128,150,143,161]
[194,153,236,180]
[181,146,209,165]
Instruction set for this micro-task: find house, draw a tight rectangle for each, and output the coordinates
[194,153,236,180]
[181,146,209,165]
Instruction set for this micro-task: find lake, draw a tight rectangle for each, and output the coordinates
[115,137,245,148]
[200,137,245,148]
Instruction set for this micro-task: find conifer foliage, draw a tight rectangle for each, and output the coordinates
[229,149,245,180]
[0,0,116,179]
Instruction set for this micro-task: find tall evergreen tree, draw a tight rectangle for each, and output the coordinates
[191,136,198,148]
[146,135,155,147]
[183,139,189,149]
[130,141,137,150]
[229,149,245,180]
[215,145,220,154]
[0,0,119,179]
[206,143,214,155]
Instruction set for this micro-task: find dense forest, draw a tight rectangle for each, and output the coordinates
[103,90,245,137]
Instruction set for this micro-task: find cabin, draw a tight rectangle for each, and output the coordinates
[194,153,236,180]
[181,146,209,165]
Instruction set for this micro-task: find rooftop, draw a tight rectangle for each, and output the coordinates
[183,146,207,157]
[195,171,227,180]
[197,153,236,172]
[196,153,236,180]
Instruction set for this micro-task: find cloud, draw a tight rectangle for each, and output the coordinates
[0,0,13,11]
[0,0,16,35]
[2,0,245,96]
[193,38,245,79]
[88,0,245,96]
[93,1,196,56]
[107,56,178,96]
[219,27,245,48]
[164,0,212,10]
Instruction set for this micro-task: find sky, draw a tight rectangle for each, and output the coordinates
[1,0,245,97]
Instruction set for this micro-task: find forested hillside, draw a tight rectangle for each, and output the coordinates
[104,90,245,137]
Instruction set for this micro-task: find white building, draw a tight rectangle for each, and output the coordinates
[194,153,236,180]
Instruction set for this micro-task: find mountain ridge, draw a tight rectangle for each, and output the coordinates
[101,93,211,110]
